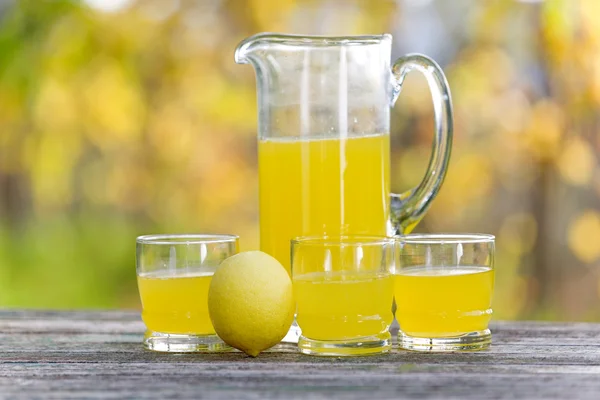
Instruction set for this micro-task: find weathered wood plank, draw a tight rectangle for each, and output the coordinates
[2,339,600,366]
[1,310,600,399]
[2,368,600,400]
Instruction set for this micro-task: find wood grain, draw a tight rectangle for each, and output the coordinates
[1,311,599,399]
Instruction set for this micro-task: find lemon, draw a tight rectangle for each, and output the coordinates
[208,251,295,357]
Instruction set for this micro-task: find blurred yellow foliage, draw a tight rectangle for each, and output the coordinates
[568,210,600,264]
[0,0,599,321]
[557,137,596,187]
[499,213,538,257]
[524,101,564,162]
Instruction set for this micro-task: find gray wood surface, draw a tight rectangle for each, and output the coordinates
[1,310,600,399]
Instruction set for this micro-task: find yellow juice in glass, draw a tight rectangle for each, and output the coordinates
[259,134,390,274]
[394,266,494,337]
[137,269,215,335]
[294,271,394,340]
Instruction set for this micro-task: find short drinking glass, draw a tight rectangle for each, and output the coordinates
[136,234,238,352]
[292,236,395,356]
[395,234,495,351]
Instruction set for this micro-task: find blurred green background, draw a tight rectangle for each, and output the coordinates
[0,0,599,321]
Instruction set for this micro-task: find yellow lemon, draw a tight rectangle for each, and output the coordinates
[208,251,295,357]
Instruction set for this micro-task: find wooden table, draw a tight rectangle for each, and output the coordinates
[1,310,599,399]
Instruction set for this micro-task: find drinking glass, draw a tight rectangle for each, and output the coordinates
[136,234,238,352]
[395,234,495,351]
[291,236,395,356]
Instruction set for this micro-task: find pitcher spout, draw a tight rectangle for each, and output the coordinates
[234,33,279,64]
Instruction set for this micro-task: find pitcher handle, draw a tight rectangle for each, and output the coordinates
[389,54,453,235]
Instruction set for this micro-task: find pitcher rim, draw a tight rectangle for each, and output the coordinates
[235,32,391,63]
[241,32,391,44]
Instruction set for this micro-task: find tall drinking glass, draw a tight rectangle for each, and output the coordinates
[136,234,238,352]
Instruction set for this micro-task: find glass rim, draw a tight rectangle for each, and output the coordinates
[136,234,239,245]
[291,235,395,246]
[397,233,495,244]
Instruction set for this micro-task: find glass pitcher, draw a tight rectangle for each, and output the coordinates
[235,33,453,274]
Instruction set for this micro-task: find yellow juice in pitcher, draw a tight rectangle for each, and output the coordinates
[394,266,494,337]
[137,269,215,335]
[259,134,390,274]
[294,271,394,340]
